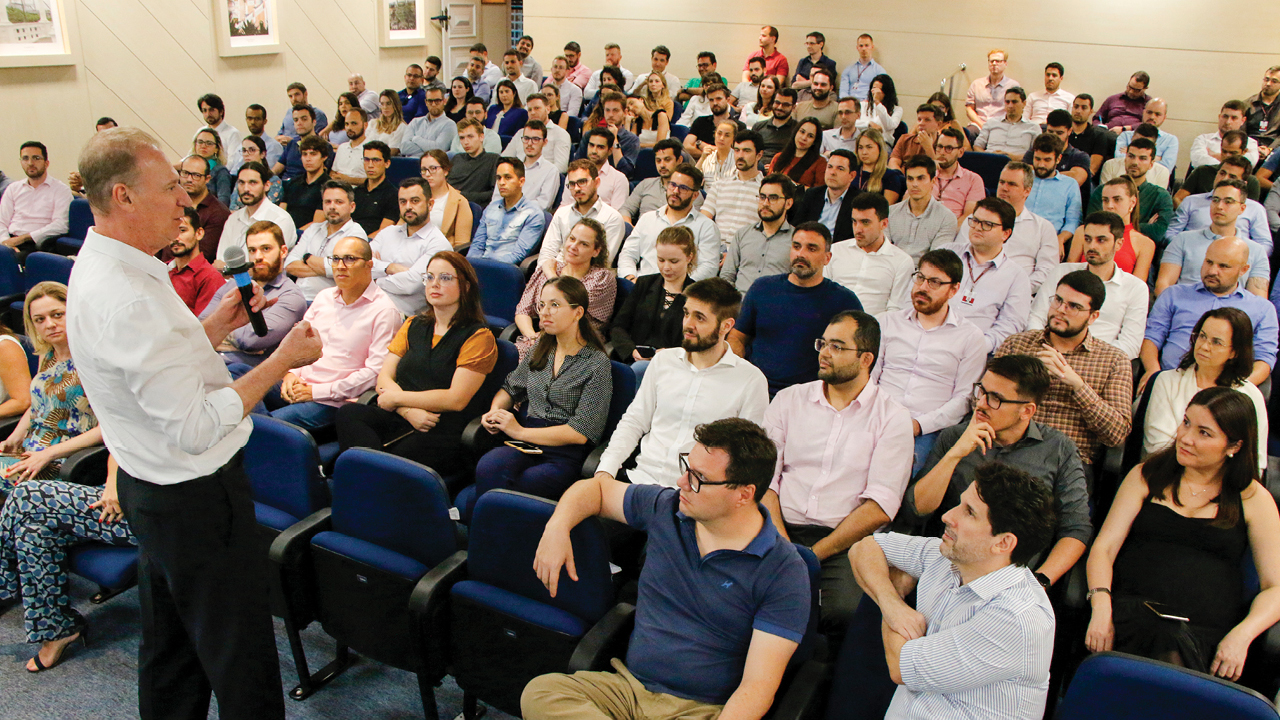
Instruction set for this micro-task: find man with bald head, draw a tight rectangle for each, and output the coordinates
[1114,99,1179,171]
[1142,236,1278,390]
[348,72,380,118]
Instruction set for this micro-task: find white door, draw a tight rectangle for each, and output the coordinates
[441,1,477,77]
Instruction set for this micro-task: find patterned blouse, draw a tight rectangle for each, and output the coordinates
[0,355,97,484]
[514,263,617,359]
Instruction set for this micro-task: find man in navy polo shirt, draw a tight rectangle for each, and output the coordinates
[524,418,811,720]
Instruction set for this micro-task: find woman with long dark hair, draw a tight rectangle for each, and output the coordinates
[861,74,902,137]
[769,118,827,188]
[328,92,361,145]
[486,80,529,138]
[740,76,779,127]
[445,77,474,122]
[1086,386,1280,681]
[336,252,497,475]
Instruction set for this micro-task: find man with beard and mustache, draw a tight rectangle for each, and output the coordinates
[996,270,1132,468]
[200,220,308,367]
[372,177,452,316]
[889,104,944,171]
[900,354,1091,592]
[942,196,1031,352]
[761,310,913,632]
[752,88,799,165]
[721,173,795,293]
[729,222,862,396]
[619,163,720,281]
[623,139,704,223]
[1025,134,1081,257]
[168,207,226,315]
[284,181,369,301]
[1029,212,1150,359]
[218,162,297,265]
[330,108,370,185]
[0,141,72,262]
[874,249,988,474]
[168,154,229,263]
[824,191,914,315]
[683,83,743,162]
[701,131,765,247]
[795,68,838,129]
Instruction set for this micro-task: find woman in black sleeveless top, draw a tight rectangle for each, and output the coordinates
[1085,387,1280,680]
[336,252,497,476]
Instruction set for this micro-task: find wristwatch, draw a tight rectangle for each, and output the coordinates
[302,252,313,264]
[1034,572,1051,590]
[1086,587,1112,601]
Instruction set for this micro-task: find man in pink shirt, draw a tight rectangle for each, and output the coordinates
[931,127,986,222]
[760,310,913,632]
[965,49,1019,135]
[743,26,789,85]
[563,41,592,90]
[0,141,72,261]
[262,235,400,430]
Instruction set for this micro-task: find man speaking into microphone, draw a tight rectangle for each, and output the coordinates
[66,128,322,720]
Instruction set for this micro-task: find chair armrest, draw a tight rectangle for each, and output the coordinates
[1103,444,1123,478]
[568,602,636,673]
[268,507,333,570]
[59,446,110,486]
[498,323,522,344]
[581,445,606,479]
[768,659,831,720]
[409,549,469,670]
[358,389,377,404]
[454,242,471,256]
[519,254,539,280]
[0,416,20,443]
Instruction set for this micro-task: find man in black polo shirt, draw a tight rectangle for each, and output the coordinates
[280,134,331,230]
[752,88,799,165]
[1068,94,1109,178]
[684,83,743,161]
[353,140,399,237]
[1023,109,1091,187]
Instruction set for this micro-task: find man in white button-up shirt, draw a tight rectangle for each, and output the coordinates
[218,162,297,265]
[372,178,452,315]
[619,164,721,281]
[67,128,322,719]
[503,95,571,174]
[540,159,626,275]
[824,192,914,315]
[284,181,369,300]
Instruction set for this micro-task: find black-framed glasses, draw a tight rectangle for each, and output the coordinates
[178,169,208,179]
[971,383,1033,410]
[968,216,1000,232]
[911,272,955,290]
[667,180,696,194]
[679,452,734,493]
[328,255,366,267]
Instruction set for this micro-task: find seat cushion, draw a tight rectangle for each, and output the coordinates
[254,502,299,533]
[452,579,588,637]
[311,530,429,581]
[68,544,138,589]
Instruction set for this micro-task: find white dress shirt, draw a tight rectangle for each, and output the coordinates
[1189,131,1261,168]
[584,66,635,101]
[218,199,297,260]
[540,198,627,268]
[597,345,769,487]
[1027,263,1149,359]
[824,238,915,315]
[1023,89,1075,124]
[356,89,380,117]
[1143,368,1268,474]
[372,223,452,315]
[504,122,572,174]
[618,207,721,281]
[331,138,368,180]
[559,162,628,211]
[873,306,989,434]
[67,230,251,484]
[284,219,369,300]
[942,242,1032,352]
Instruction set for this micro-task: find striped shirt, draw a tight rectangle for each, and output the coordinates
[876,533,1054,720]
[503,344,612,444]
[702,174,763,246]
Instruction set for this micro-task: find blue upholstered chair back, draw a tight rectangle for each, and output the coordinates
[65,198,94,240]
[957,151,1010,197]
[329,448,458,570]
[0,246,20,298]
[24,252,73,289]
[245,415,328,521]
[471,256,527,328]
[605,360,638,442]
[386,157,419,185]
[468,489,613,627]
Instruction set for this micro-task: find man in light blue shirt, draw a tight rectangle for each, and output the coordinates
[467,158,546,264]
[399,87,457,158]
[1026,134,1082,252]
[840,34,887,101]
[1165,177,1272,252]
[1114,101,1179,171]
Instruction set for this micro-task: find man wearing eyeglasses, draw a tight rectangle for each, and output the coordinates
[399,63,428,122]
[900,354,1091,591]
[930,127,985,222]
[1157,179,1271,299]
[400,86,458,158]
[1167,164,1271,249]
[721,174,796,293]
[541,160,626,276]
[285,181,369,301]
[820,99,863,157]
[619,163,721,281]
[996,270,1133,470]
[525,418,810,720]
[752,88,799,166]
[623,139,703,224]
[701,131,765,247]
[352,142,399,238]
[942,197,1031,352]
[171,153,229,263]
[560,128,629,212]
[761,310,912,632]
[372,178,451,316]
[504,95,571,174]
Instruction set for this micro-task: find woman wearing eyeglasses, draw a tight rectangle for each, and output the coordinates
[512,218,616,360]
[471,275,613,514]
[336,252,497,475]
[191,128,233,206]
[420,149,474,248]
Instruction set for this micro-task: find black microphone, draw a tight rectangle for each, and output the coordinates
[222,246,269,337]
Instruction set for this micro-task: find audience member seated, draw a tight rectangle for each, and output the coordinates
[273,104,322,183]
[473,276,612,510]
[769,119,827,189]
[513,218,614,360]
[1086,138,1174,243]
[1157,180,1270,298]
[1085,387,1280,680]
[504,95,571,175]
[739,76,780,129]
[1021,109,1091,186]
[1031,212,1149,359]
[943,197,1032,352]
[0,320,29,421]
[562,129,628,212]
[1065,177,1155,280]
[522,418,809,720]
[1167,163,1271,251]
[371,178,453,316]
[852,128,904,205]
[623,139,696,224]
[497,49,539,105]
[1142,237,1277,388]
[218,162,297,262]
[167,208,224,315]
[825,192,914,315]
[329,108,370,186]
[608,229,698,362]
[1069,94,1109,178]
[732,57,766,109]
[619,163,719,281]
[0,140,70,257]
[233,105,285,175]
[250,237,400,431]
[1190,100,1261,169]
[171,154,229,263]
[468,158,546,264]
[501,121,560,212]
[326,93,361,146]
[1176,134,1264,203]
[729,222,863,396]
[684,84,743,162]
[471,43,504,92]
[838,34,885,101]
[230,137,283,211]
[560,41,590,90]
[1097,71,1151,132]
[851,463,1057,720]
[902,355,1092,589]
[280,134,332,231]
[487,80,530,139]
[337,251,497,476]
[398,64,427,123]
[420,150,475,248]
[1027,135,1083,254]
[874,249,987,474]
[926,91,973,151]
[859,75,902,140]
[889,156,956,264]
[275,82,329,145]
[699,120,744,192]
[997,271,1133,469]
[545,56,584,118]
[752,88,799,166]
[673,52,722,123]
[448,119,502,206]
[986,161,1060,294]
[974,87,1040,160]
[583,42,634,102]
[284,181,369,302]
[795,69,838,130]
[820,97,862,157]
[449,97,505,155]
[347,73,380,117]
[199,221,307,368]
[888,104,944,171]
[399,86,457,158]
[930,127,985,221]
[1099,123,1172,188]
[1141,308,1267,474]
[543,159,626,273]
[189,130,232,211]
[350,141,398,238]
[541,82,572,134]
[516,37,542,86]
[965,49,1019,135]
[1246,66,1280,148]
[627,81,673,149]
[579,91,639,177]
[721,173,796,293]
[197,93,242,161]
[464,56,493,106]
[0,283,103,486]
[791,149,856,242]
[1024,62,1075,124]
[702,131,765,247]
[764,310,912,631]
[368,89,409,156]
[1114,100,1179,172]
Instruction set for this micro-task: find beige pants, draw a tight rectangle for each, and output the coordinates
[521,658,725,720]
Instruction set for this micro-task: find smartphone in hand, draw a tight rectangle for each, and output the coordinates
[635,345,657,359]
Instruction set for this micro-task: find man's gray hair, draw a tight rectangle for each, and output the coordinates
[79,127,163,216]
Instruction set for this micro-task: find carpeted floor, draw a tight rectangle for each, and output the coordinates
[0,575,519,720]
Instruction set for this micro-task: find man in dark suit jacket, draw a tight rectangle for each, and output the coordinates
[789,148,857,242]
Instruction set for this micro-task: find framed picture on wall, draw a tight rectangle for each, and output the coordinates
[0,0,80,68]
[214,0,280,57]
[379,0,426,47]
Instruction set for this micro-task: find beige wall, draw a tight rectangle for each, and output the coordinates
[0,0,508,173]
[524,0,1280,170]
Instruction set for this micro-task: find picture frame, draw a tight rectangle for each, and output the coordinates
[214,0,280,57]
[0,0,80,68]
[379,0,426,47]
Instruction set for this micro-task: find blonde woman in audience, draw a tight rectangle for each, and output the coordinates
[512,218,616,359]
[0,319,30,420]
[230,137,282,210]
[608,226,695,362]
[367,90,408,155]
[191,128,232,206]
[626,88,670,149]
[420,149,474,247]
[739,76,779,127]
[543,83,572,132]
[853,127,905,204]
[699,119,739,190]
[329,92,360,145]
[1067,176,1155,280]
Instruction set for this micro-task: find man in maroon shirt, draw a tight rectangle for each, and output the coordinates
[176,154,229,262]
[168,207,226,315]
[1097,71,1151,133]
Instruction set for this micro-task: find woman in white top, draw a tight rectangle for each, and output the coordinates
[0,323,30,419]
[698,119,738,191]
[367,90,407,155]
[738,76,779,128]
[858,74,903,138]
[1142,307,1268,475]
[626,86,670,149]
